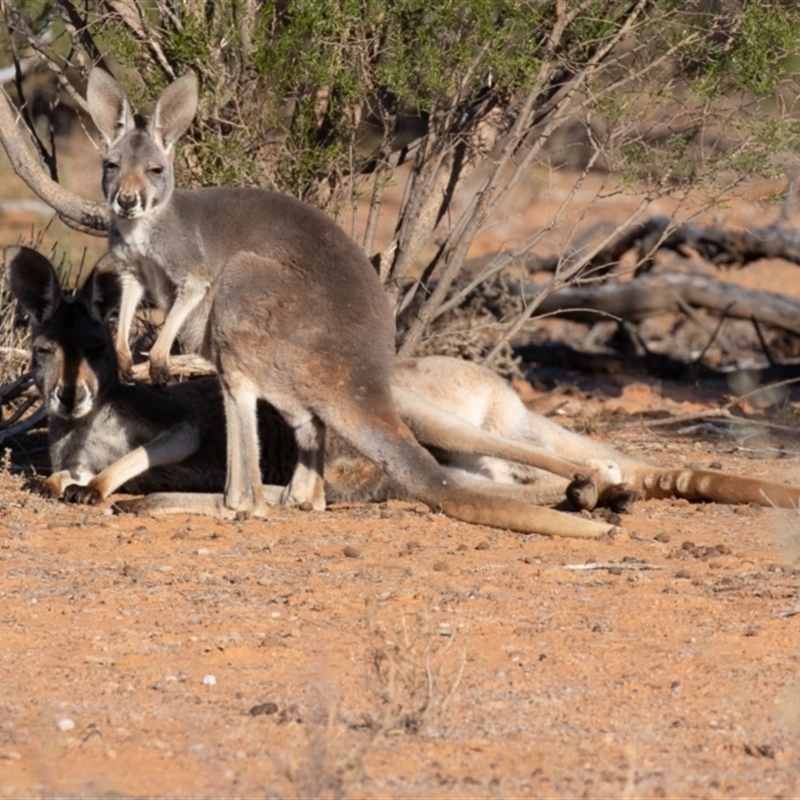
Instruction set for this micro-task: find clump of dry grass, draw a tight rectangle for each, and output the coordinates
[364,609,467,737]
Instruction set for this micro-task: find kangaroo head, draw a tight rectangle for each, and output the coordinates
[4,247,121,420]
[86,69,198,220]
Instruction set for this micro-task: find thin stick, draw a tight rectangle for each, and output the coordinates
[561,561,665,571]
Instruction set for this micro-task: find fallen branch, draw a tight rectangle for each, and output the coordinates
[129,353,217,382]
[515,339,800,383]
[525,215,800,276]
[529,271,800,336]
[0,404,46,444]
[561,561,665,571]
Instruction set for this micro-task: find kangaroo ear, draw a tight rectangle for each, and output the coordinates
[149,72,198,154]
[86,69,136,147]
[80,262,122,324]
[4,246,62,325]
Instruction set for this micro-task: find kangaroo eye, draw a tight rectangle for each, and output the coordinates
[104,160,119,172]
[148,166,164,175]
[33,343,55,357]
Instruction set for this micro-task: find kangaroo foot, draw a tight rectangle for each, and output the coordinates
[598,483,639,514]
[566,474,599,511]
[279,481,326,512]
[567,477,639,515]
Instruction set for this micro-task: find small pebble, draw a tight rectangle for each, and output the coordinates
[249,702,279,716]
[57,718,75,732]
[202,674,217,686]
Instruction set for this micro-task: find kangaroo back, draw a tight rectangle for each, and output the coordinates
[208,252,612,539]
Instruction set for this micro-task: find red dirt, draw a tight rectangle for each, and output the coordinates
[1,385,799,799]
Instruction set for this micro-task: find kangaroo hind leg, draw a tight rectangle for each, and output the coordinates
[221,375,326,516]
[221,377,268,516]
[322,396,614,539]
[393,385,636,512]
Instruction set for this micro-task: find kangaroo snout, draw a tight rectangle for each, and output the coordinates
[114,189,141,217]
[111,184,146,219]
[50,379,93,419]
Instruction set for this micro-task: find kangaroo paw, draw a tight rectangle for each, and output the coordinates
[63,483,102,505]
[27,476,61,500]
[566,474,599,511]
[598,483,639,515]
[116,351,135,383]
[148,357,172,387]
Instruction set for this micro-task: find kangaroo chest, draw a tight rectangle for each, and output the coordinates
[49,405,162,475]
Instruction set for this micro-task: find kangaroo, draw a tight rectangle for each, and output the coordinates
[86,68,630,539]
[8,246,800,530]
[5,246,299,503]
[84,70,800,535]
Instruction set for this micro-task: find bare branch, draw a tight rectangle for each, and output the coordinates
[0,87,108,234]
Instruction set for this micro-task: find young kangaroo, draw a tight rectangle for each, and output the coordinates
[9,246,800,531]
[85,68,622,539]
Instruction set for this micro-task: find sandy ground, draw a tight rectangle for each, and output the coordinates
[1,118,800,799]
[1,382,799,799]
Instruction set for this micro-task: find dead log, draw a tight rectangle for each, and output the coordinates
[529,270,800,336]
[525,216,800,276]
[515,340,800,385]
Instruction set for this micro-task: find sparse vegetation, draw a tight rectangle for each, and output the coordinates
[365,608,467,737]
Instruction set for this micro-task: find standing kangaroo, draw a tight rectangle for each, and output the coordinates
[8,246,800,529]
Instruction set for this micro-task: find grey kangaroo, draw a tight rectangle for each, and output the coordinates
[84,71,800,538]
[8,246,800,534]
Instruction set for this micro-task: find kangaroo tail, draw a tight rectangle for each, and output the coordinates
[630,467,800,508]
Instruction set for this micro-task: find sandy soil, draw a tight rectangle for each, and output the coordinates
[1,381,799,799]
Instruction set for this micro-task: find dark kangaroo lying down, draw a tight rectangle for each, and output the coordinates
[7,246,800,538]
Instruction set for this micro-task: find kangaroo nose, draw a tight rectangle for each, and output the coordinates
[56,383,88,412]
[116,192,138,212]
